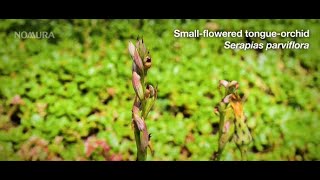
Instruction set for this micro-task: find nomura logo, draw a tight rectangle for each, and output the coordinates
[14,31,55,39]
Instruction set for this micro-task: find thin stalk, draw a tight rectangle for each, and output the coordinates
[134,126,147,161]
[239,146,247,161]
[214,112,225,161]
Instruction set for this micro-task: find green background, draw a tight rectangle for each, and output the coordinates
[0,19,319,160]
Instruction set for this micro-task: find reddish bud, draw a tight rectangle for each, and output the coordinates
[144,56,152,69]
[136,39,147,59]
[132,71,144,100]
[219,80,229,88]
[228,81,239,89]
[133,114,146,131]
[133,49,144,73]
[128,41,135,58]
[223,94,232,104]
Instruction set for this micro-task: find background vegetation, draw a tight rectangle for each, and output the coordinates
[0,19,319,160]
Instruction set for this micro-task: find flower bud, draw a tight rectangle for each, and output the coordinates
[136,39,147,60]
[147,84,155,97]
[228,81,239,92]
[222,94,232,104]
[132,71,144,100]
[219,80,229,88]
[145,84,155,98]
[132,113,149,151]
[133,113,146,131]
[144,55,152,69]
[133,49,144,74]
[128,41,135,58]
[143,85,157,119]
[132,97,141,114]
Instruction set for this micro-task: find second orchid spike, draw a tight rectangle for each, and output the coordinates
[213,80,252,161]
[230,94,252,160]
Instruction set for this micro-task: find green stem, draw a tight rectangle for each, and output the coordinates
[141,75,147,119]
[141,101,147,119]
[213,151,221,161]
[134,126,147,161]
[215,110,225,161]
[134,72,148,161]
[239,146,247,161]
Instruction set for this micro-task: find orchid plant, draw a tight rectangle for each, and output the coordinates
[213,80,252,160]
[128,39,157,161]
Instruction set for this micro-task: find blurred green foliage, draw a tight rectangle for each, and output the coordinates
[0,19,319,160]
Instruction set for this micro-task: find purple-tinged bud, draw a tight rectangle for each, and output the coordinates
[219,80,229,88]
[133,114,146,131]
[128,41,135,58]
[133,114,149,151]
[223,94,232,104]
[147,84,155,97]
[145,84,155,99]
[132,98,141,114]
[133,49,144,73]
[132,71,144,100]
[228,81,239,89]
[144,56,152,70]
[136,39,147,59]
